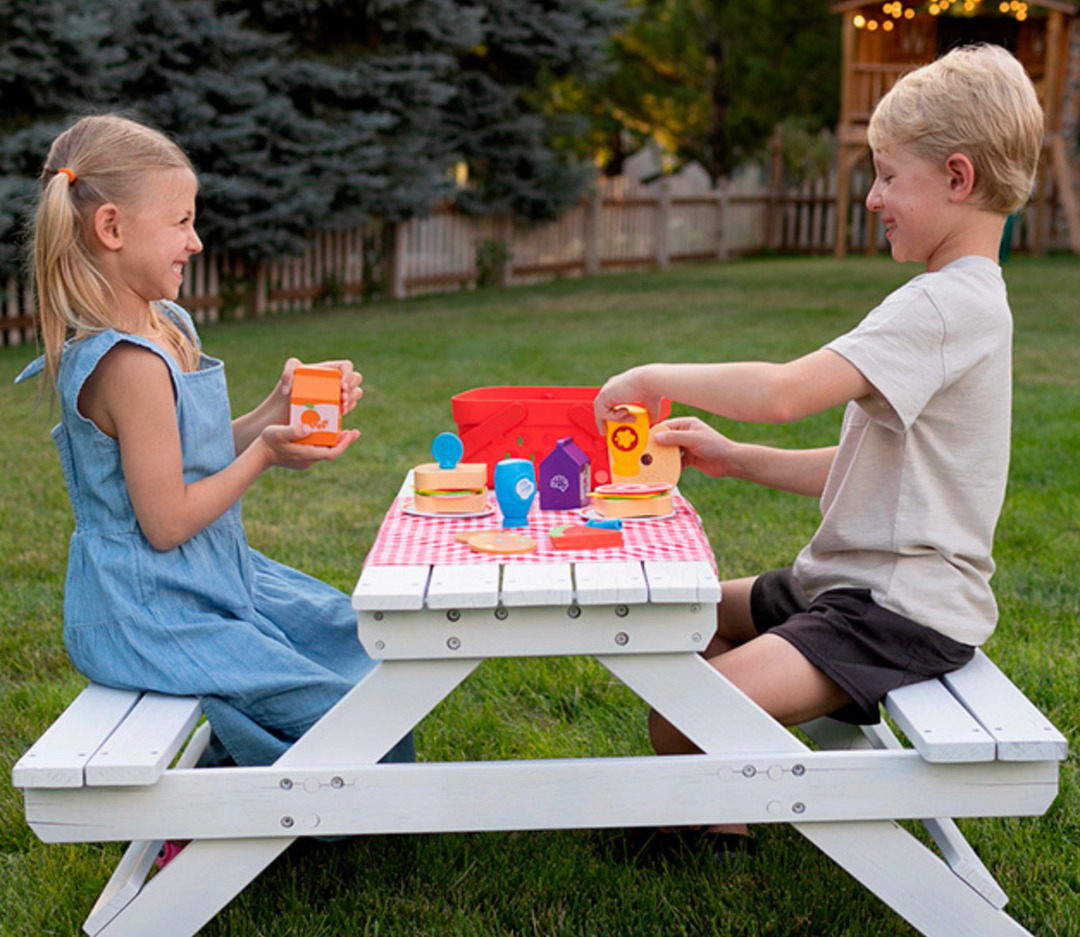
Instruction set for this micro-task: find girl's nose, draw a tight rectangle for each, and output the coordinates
[189,229,203,255]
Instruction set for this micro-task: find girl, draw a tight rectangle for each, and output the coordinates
[18,113,413,769]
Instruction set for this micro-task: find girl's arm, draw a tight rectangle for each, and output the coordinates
[652,417,836,497]
[595,349,877,428]
[232,356,363,454]
[83,345,357,551]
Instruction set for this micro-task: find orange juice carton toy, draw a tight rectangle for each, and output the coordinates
[290,366,342,447]
[412,433,489,515]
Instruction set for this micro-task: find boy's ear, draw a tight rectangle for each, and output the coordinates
[92,203,124,251]
[944,153,977,202]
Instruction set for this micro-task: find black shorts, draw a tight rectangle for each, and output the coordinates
[750,568,975,725]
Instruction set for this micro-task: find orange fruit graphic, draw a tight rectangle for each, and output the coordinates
[301,404,322,428]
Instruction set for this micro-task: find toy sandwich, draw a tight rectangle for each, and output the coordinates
[412,432,488,514]
[594,403,681,517]
[589,483,674,519]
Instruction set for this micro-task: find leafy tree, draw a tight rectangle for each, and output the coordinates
[0,0,630,275]
[0,0,125,269]
[450,0,632,222]
[581,0,840,181]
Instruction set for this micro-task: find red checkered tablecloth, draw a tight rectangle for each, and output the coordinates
[363,494,716,568]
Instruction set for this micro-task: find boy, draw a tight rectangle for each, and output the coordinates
[595,44,1044,760]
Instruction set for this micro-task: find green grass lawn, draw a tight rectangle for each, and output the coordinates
[1,255,1078,936]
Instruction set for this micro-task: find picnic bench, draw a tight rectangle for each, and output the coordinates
[12,481,1068,937]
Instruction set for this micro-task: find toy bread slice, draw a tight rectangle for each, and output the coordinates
[413,461,488,514]
[414,462,487,491]
[611,435,682,486]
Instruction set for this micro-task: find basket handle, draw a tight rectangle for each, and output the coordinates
[459,401,529,456]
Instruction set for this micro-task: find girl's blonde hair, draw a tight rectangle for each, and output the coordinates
[868,44,1044,215]
[31,114,201,386]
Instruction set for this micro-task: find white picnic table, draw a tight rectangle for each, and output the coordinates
[13,474,1067,937]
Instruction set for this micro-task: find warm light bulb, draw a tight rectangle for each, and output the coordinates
[867,18,879,29]
[905,7,915,16]
[883,19,894,30]
[854,13,867,26]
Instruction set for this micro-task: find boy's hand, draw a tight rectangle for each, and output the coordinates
[594,366,665,432]
[651,417,739,479]
[257,424,361,471]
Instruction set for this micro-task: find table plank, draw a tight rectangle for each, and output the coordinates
[573,561,649,606]
[353,564,430,611]
[427,564,500,610]
[501,563,573,607]
[643,560,721,604]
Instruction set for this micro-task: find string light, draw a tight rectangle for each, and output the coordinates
[853,1,1031,30]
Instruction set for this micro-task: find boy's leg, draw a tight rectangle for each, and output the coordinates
[650,574,854,754]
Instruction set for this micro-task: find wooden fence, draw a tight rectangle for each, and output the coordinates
[0,164,1066,347]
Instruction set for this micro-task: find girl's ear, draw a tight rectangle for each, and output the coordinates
[93,203,124,251]
[944,153,976,203]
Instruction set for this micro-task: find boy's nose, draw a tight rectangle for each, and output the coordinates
[865,185,882,212]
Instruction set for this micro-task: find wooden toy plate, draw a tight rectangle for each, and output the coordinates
[401,501,496,520]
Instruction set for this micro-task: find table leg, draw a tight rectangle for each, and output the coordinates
[599,653,1034,937]
[801,821,1034,937]
[94,658,481,937]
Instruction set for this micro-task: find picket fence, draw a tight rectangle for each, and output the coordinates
[0,164,1053,347]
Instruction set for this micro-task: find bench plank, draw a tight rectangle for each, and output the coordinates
[12,684,141,789]
[944,651,1068,762]
[884,676,996,763]
[85,693,203,787]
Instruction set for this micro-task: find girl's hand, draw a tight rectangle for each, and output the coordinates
[651,416,741,479]
[258,423,361,470]
[278,357,364,415]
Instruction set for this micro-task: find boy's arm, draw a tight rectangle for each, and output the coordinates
[653,417,836,497]
[595,349,877,427]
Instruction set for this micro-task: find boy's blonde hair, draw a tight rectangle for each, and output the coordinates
[868,43,1043,215]
[31,114,200,387]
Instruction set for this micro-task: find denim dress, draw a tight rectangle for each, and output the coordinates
[21,302,412,767]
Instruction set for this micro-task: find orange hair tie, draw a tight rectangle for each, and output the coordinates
[57,167,76,185]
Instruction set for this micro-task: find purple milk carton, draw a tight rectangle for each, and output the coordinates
[539,436,591,511]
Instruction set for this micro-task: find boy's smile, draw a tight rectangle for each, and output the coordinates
[866,144,959,270]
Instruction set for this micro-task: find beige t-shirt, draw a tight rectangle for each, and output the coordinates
[793,256,1011,646]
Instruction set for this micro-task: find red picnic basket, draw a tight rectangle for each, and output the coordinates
[450,386,671,488]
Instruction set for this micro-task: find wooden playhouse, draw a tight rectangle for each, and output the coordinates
[830,0,1080,256]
